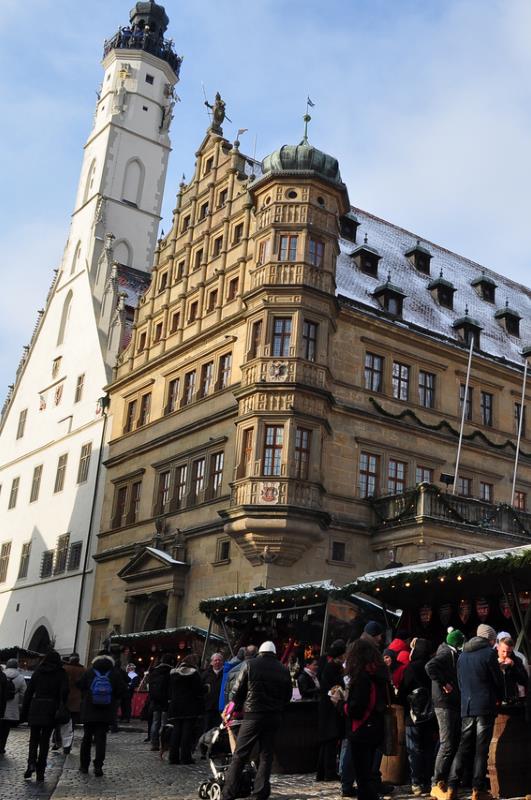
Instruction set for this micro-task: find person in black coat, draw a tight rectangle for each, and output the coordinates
[425,629,464,793]
[147,654,172,750]
[167,655,204,764]
[496,636,528,703]
[201,652,224,733]
[398,638,437,795]
[221,640,292,800]
[77,653,125,776]
[21,650,69,782]
[316,638,346,782]
[435,625,503,800]
[345,639,388,800]
[297,658,320,700]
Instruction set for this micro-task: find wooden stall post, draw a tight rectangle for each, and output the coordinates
[200,617,213,669]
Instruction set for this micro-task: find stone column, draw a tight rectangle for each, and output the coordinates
[122,596,137,633]
[166,589,180,628]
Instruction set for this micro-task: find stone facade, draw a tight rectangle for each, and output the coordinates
[88,121,531,652]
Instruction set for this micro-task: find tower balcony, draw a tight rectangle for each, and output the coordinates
[230,474,323,510]
[241,355,328,391]
[103,30,182,77]
[249,261,335,294]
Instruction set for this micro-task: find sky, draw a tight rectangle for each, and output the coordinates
[1,0,531,395]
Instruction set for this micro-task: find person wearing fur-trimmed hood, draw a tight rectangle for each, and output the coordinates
[76,652,125,777]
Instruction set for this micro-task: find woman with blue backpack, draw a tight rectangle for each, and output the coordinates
[77,651,125,777]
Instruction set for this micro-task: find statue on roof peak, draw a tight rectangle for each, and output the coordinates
[204,91,230,134]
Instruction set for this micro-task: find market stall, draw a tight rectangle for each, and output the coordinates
[199,580,400,774]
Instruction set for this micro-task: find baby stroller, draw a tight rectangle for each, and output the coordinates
[197,721,255,800]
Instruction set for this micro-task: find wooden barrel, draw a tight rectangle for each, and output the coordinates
[381,704,407,786]
[488,707,531,798]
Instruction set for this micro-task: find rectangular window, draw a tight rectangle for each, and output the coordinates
[233,222,244,244]
[515,403,526,436]
[145,73,154,84]
[242,428,254,477]
[18,542,31,580]
[124,399,137,432]
[194,248,203,270]
[418,371,435,408]
[272,317,292,357]
[302,320,318,361]
[210,452,224,496]
[170,311,180,333]
[0,541,11,583]
[40,550,54,580]
[250,320,263,358]
[480,391,493,427]
[294,427,312,480]
[227,277,239,301]
[176,260,185,281]
[54,533,70,575]
[137,331,147,352]
[74,374,85,403]
[392,362,410,401]
[158,272,168,293]
[200,362,214,397]
[52,357,62,378]
[213,236,223,257]
[263,425,284,476]
[480,481,493,502]
[30,465,43,503]
[308,238,324,267]
[218,187,228,207]
[198,201,209,220]
[182,215,190,233]
[112,485,128,528]
[359,452,379,498]
[219,353,232,389]
[67,541,82,571]
[54,454,68,493]
[279,234,298,261]
[166,377,180,414]
[204,155,214,174]
[364,353,383,392]
[217,539,231,562]
[183,371,196,404]
[415,465,433,485]
[388,459,407,494]
[157,471,171,513]
[16,409,27,439]
[153,321,163,342]
[192,458,206,499]
[331,541,346,562]
[128,481,142,523]
[514,490,527,511]
[138,393,151,427]
[258,239,270,265]
[188,301,198,322]
[457,476,472,497]
[77,443,92,484]
[175,464,188,504]
[8,477,20,509]
[459,385,473,421]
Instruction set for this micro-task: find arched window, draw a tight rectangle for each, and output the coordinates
[70,241,81,275]
[122,158,144,207]
[83,159,97,204]
[113,239,132,267]
[28,624,51,653]
[57,290,73,346]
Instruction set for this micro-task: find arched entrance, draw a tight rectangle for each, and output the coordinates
[142,603,167,632]
[28,625,51,654]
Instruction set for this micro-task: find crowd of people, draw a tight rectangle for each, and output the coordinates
[102,23,181,73]
[0,622,529,799]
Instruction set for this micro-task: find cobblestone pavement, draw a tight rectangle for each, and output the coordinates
[0,727,65,800]
[3,726,415,800]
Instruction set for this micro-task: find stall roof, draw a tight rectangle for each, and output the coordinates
[339,544,531,604]
[109,625,225,644]
[199,580,338,615]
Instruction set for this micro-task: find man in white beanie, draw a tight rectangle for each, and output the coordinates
[221,641,292,800]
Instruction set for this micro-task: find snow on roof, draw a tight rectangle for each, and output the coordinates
[337,208,531,367]
[145,546,187,566]
[202,579,338,607]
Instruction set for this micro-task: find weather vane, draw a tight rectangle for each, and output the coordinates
[302,96,315,142]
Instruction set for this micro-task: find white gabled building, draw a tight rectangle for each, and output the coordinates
[0,1,181,660]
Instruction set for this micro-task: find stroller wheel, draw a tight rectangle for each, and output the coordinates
[198,781,210,799]
[207,780,222,800]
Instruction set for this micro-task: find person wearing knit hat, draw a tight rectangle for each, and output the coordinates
[361,621,384,649]
[426,629,464,797]
[432,625,503,800]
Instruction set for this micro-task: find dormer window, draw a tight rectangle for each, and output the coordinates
[373,276,406,317]
[352,237,381,277]
[405,241,432,275]
[471,273,497,304]
[495,302,521,337]
[340,215,359,243]
[428,272,456,310]
[453,309,482,349]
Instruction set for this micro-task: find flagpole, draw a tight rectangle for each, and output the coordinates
[511,349,531,505]
[452,337,474,495]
